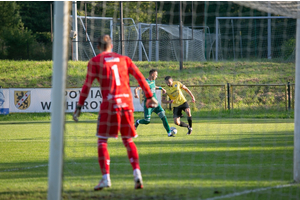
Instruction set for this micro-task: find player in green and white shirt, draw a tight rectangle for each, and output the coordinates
[134,69,173,137]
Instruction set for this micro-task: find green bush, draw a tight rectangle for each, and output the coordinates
[35,32,52,44]
[0,28,52,60]
[1,27,35,60]
[29,41,52,60]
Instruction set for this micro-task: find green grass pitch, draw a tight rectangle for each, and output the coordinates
[0,119,299,199]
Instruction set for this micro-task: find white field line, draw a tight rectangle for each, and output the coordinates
[113,163,283,167]
[1,164,48,172]
[1,162,283,172]
[1,163,296,200]
[204,184,294,200]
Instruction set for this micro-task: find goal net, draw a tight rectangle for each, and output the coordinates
[215,16,296,61]
[136,23,206,61]
[76,17,207,62]
[47,1,300,200]
[76,16,139,61]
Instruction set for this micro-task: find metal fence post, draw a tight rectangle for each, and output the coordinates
[224,84,227,110]
[227,83,230,110]
[285,84,288,111]
[292,84,295,109]
[288,82,291,111]
[231,85,234,110]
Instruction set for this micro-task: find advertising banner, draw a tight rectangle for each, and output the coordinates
[4,87,161,113]
[0,88,9,115]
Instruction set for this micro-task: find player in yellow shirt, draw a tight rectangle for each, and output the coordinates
[162,76,195,135]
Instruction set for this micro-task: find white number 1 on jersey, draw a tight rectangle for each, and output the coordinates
[111,64,121,86]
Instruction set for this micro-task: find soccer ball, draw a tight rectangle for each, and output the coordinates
[170,127,177,135]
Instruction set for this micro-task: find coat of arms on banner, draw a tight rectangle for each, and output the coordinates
[14,91,31,110]
[0,91,4,107]
[139,89,145,107]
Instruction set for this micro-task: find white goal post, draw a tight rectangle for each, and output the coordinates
[47,2,70,200]
[294,16,300,183]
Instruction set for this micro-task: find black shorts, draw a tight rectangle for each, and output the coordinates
[173,102,189,118]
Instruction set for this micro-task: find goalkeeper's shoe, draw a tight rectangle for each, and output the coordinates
[134,120,139,130]
[187,127,193,135]
[94,178,111,191]
[133,169,143,189]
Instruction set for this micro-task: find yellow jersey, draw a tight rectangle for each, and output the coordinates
[164,81,187,107]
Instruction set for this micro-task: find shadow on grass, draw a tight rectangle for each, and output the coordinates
[0,125,296,200]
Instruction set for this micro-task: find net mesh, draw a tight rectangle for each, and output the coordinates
[76,19,206,61]
[62,1,299,199]
[76,17,139,60]
[137,24,206,61]
[234,1,300,19]
[216,17,296,61]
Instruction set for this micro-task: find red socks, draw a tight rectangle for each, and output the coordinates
[97,138,140,176]
[97,139,110,175]
[122,138,140,170]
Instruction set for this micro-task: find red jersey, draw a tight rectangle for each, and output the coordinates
[78,52,152,112]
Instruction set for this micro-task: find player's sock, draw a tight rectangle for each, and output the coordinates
[97,138,110,175]
[179,121,189,128]
[103,173,110,180]
[133,169,141,176]
[139,119,150,124]
[122,138,140,170]
[161,116,171,134]
[134,119,140,129]
[187,116,192,128]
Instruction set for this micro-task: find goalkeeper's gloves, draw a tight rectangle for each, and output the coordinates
[146,96,158,108]
[73,105,82,122]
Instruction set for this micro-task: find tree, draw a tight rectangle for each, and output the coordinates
[0,2,23,35]
[1,27,35,60]
[17,2,52,33]
[0,2,52,60]
[17,2,52,44]
[77,1,160,24]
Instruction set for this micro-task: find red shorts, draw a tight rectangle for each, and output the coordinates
[96,110,137,139]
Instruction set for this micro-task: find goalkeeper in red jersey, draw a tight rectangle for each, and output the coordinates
[73,35,158,191]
